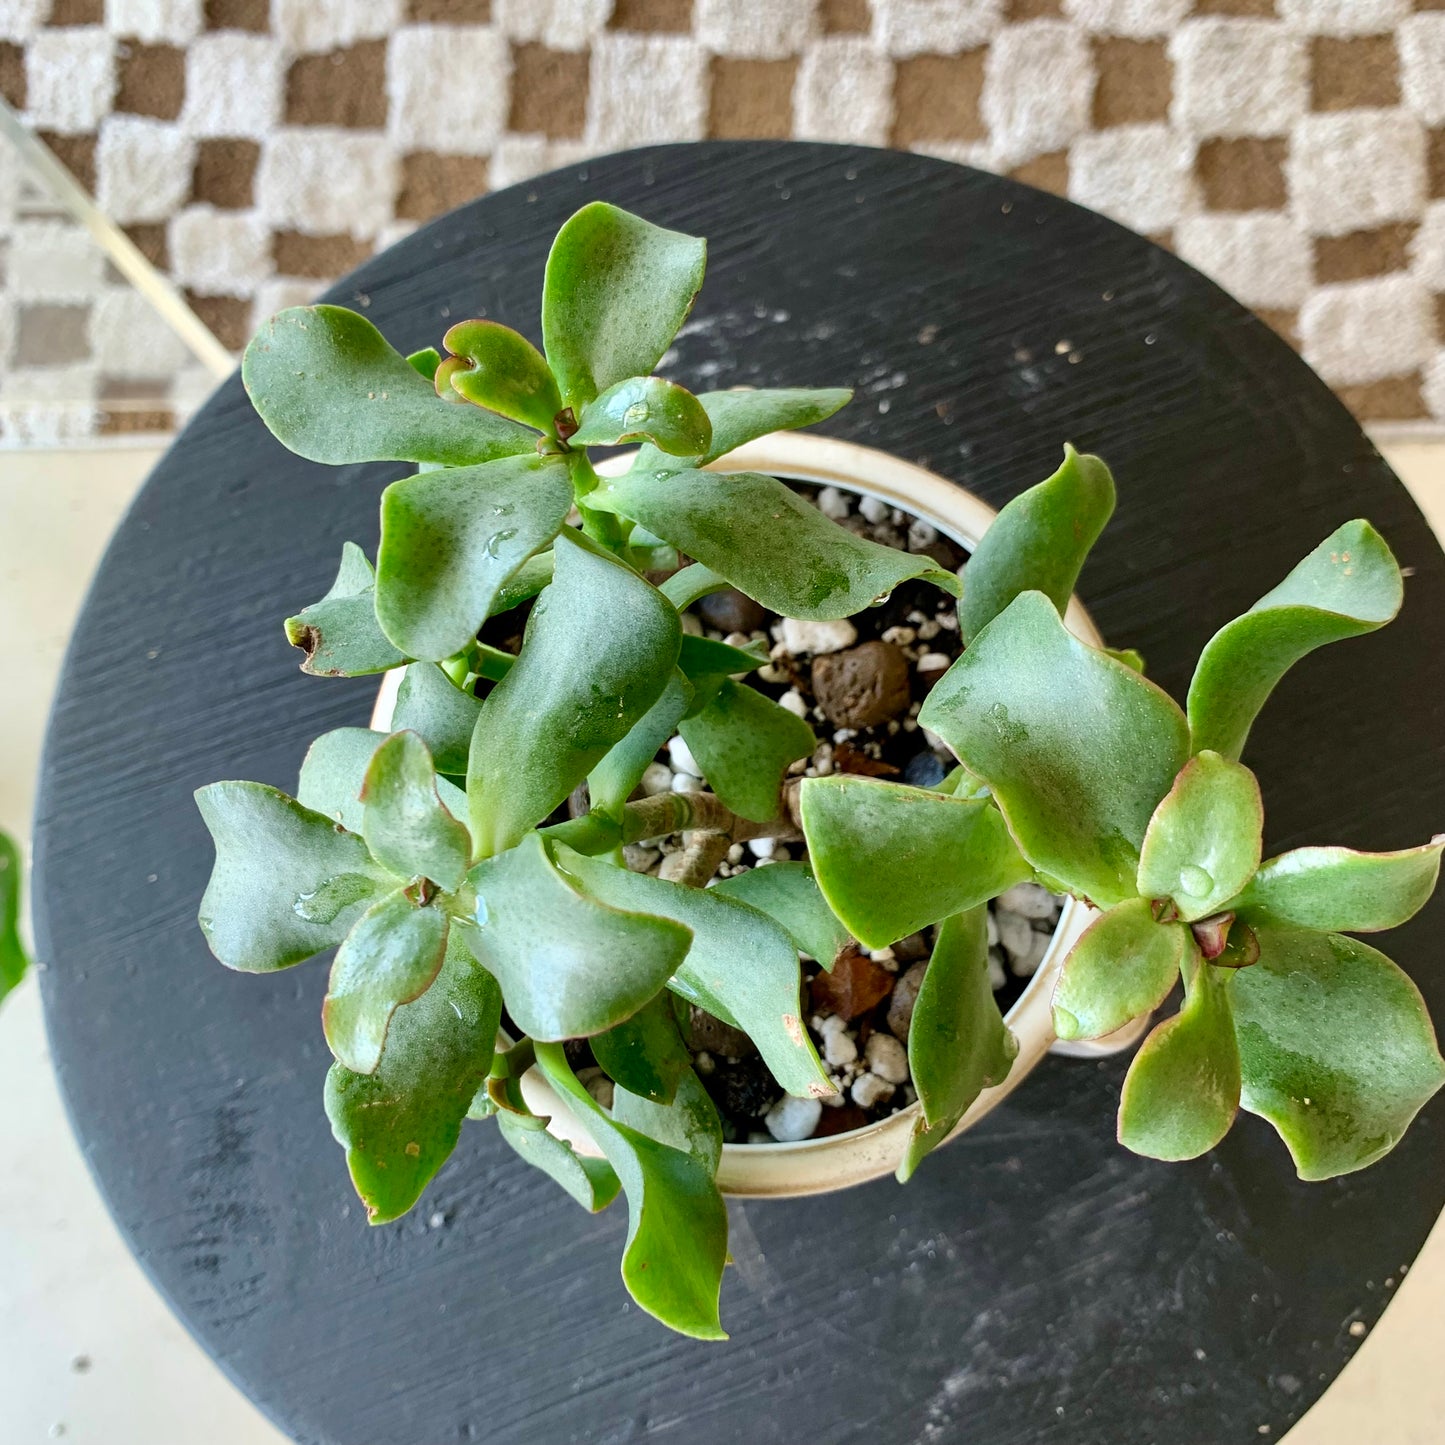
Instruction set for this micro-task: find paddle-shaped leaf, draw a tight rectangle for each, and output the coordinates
[534,1042,728,1340]
[542,202,707,407]
[1118,954,1240,1161]
[588,671,692,819]
[711,861,851,968]
[467,531,681,857]
[613,1072,724,1174]
[1051,897,1187,1041]
[919,591,1191,906]
[243,306,536,466]
[898,908,1017,1182]
[572,376,712,455]
[0,830,28,1007]
[391,664,483,777]
[299,728,467,834]
[325,930,500,1223]
[442,319,561,431]
[496,1110,622,1211]
[633,387,853,473]
[592,468,961,619]
[1234,838,1444,934]
[195,781,391,972]
[462,834,691,1040]
[557,847,833,1099]
[375,454,572,662]
[283,543,406,677]
[361,732,471,891]
[593,992,690,1106]
[960,445,1115,644]
[678,632,767,682]
[322,886,450,1074]
[603,994,724,1170]
[661,562,728,610]
[678,679,813,823]
[1187,521,1403,761]
[1232,923,1445,1179]
[1136,750,1263,921]
[800,775,1031,949]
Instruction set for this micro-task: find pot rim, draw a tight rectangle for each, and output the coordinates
[373,433,1146,1197]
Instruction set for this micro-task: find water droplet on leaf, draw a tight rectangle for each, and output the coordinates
[1179,864,1213,896]
[292,873,374,924]
[483,528,518,559]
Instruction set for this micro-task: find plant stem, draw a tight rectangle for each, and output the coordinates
[658,831,732,887]
[540,785,803,857]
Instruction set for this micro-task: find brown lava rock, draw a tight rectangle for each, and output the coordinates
[697,587,766,634]
[811,640,911,729]
[810,944,895,1020]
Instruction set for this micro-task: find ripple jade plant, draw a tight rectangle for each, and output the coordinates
[196,202,1444,1340]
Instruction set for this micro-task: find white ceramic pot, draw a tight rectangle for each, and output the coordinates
[373,433,1149,1198]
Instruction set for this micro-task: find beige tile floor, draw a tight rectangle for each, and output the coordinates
[1,438,1443,1444]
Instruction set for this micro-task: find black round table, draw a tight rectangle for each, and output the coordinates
[34,142,1445,1445]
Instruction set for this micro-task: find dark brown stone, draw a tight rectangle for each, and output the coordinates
[812,1102,870,1138]
[831,741,900,777]
[811,640,911,729]
[810,945,894,1021]
[696,587,766,634]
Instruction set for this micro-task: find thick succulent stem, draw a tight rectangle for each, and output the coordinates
[658,831,732,887]
[540,782,803,857]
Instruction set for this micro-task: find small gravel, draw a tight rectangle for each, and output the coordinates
[765,1095,823,1142]
[667,735,702,777]
[778,617,858,655]
[851,1073,895,1109]
[865,1032,910,1084]
[820,1016,858,1065]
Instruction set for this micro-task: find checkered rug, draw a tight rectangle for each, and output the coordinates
[2,0,1444,441]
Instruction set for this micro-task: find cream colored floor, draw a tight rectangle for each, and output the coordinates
[1,439,1443,1444]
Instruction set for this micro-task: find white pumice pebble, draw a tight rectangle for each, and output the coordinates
[851,1073,896,1109]
[1010,930,1051,977]
[865,1032,910,1084]
[724,631,752,648]
[757,662,788,684]
[833,727,857,744]
[908,518,938,549]
[765,1095,823,1142]
[640,761,673,796]
[816,486,851,519]
[748,837,776,859]
[667,736,702,777]
[694,1050,715,1075]
[922,728,947,751]
[917,651,953,672]
[996,909,1035,961]
[727,843,745,864]
[937,612,959,631]
[779,617,858,655]
[771,845,791,863]
[869,946,896,963]
[917,619,941,640]
[996,882,1058,920]
[882,625,916,645]
[820,1017,858,1065]
[671,771,705,794]
[858,495,890,524]
[779,688,809,718]
[680,614,703,636]
[987,910,1000,946]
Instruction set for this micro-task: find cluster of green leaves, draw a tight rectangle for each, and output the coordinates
[206,201,971,1339]
[199,199,1443,1340]
[890,458,1441,1180]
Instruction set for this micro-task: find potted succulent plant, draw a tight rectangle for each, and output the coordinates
[197,202,1445,1341]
